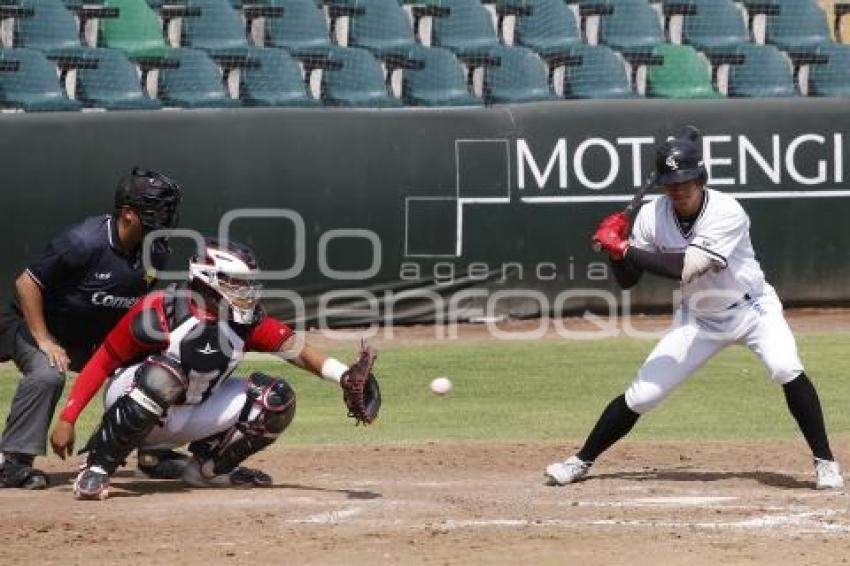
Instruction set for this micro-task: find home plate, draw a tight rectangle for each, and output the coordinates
[630,496,739,506]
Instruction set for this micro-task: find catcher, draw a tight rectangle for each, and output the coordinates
[49,237,380,500]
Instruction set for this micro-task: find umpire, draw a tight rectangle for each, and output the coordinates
[0,168,182,489]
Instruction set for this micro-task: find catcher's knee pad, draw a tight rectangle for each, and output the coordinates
[133,354,188,412]
[189,373,295,476]
[243,372,297,434]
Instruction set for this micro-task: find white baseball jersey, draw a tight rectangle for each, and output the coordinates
[621,188,804,415]
[630,188,765,314]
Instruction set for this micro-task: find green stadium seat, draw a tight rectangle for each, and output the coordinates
[598,0,664,53]
[346,0,417,58]
[808,42,850,95]
[240,47,318,106]
[481,45,555,104]
[321,46,402,107]
[429,0,501,58]
[401,45,480,106]
[75,48,162,109]
[503,0,582,59]
[727,44,796,97]
[560,44,635,99]
[647,43,719,98]
[679,0,751,53]
[0,47,82,110]
[99,0,169,58]
[158,47,241,107]
[766,0,832,51]
[263,0,331,57]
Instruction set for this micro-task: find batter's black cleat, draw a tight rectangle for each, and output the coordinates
[136,448,191,480]
[0,454,48,490]
[74,466,110,500]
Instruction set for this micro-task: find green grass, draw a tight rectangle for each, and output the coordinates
[9,332,850,448]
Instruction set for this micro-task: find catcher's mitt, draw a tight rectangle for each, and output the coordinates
[339,342,381,425]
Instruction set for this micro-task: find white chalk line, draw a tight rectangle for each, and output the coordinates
[279,492,850,536]
[286,506,364,525]
[439,509,850,534]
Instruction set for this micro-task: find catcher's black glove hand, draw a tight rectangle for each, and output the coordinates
[340,342,381,425]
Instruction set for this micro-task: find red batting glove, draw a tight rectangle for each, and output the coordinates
[598,212,630,239]
[593,223,630,260]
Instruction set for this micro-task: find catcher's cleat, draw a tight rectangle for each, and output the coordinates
[544,455,592,486]
[181,459,273,488]
[136,448,191,480]
[74,466,110,500]
[814,458,844,490]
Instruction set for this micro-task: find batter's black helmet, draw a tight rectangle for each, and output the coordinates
[655,126,707,186]
[114,167,183,233]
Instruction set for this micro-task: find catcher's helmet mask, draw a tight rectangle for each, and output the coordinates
[656,126,707,186]
[189,238,263,325]
[114,167,183,234]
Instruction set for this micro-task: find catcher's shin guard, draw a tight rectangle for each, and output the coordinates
[189,373,295,476]
[83,355,187,474]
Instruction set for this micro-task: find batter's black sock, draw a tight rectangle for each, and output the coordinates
[577,394,640,463]
[783,372,834,461]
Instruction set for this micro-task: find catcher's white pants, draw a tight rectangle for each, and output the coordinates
[104,367,249,448]
[625,285,803,414]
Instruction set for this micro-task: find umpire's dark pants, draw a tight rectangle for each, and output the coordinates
[0,323,89,456]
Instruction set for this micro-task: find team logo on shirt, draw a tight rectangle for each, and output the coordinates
[91,292,139,309]
[197,342,219,355]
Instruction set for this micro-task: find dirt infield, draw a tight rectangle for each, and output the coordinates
[3,440,850,565]
[3,308,849,565]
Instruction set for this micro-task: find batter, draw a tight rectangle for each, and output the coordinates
[545,127,843,490]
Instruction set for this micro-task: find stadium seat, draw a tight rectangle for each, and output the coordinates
[559,44,635,99]
[479,45,555,104]
[157,47,241,107]
[344,0,417,58]
[598,0,665,53]
[400,45,480,106]
[808,42,850,95]
[503,0,582,59]
[75,47,162,109]
[427,0,501,58]
[98,0,169,58]
[320,46,401,107]
[0,47,82,110]
[240,47,317,106]
[727,44,796,97]
[13,0,85,54]
[766,0,832,51]
[679,0,751,53]
[646,43,719,98]
[181,0,251,54]
[263,0,332,57]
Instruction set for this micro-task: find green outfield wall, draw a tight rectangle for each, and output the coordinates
[1,99,847,323]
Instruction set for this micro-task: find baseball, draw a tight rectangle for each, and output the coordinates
[430,377,452,395]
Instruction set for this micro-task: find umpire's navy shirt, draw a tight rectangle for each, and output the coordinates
[0,215,167,362]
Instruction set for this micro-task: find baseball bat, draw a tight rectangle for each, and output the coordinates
[592,171,658,252]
